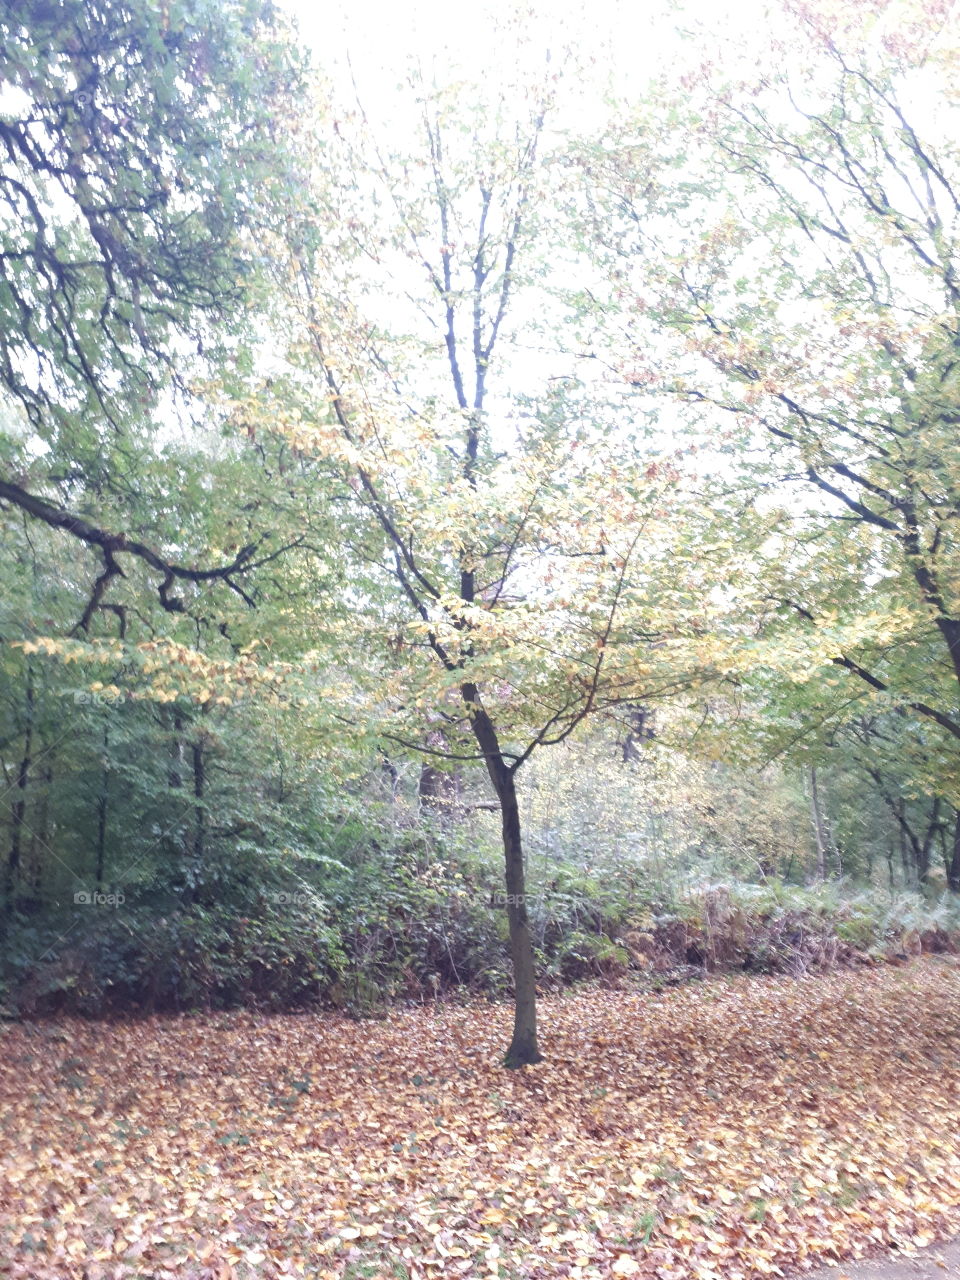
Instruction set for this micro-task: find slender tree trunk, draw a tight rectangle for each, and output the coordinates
[418,764,463,817]
[418,729,463,818]
[5,669,34,910]
[809,767,828,881]
[191,737,205,865]
[418,761,444,809]
[899,810,912,886]
[176,733,207,908]
[463,682,541,1067]
[876,776,940,888]
[95,725,109,888]
[916,798,941,887]
[496,767,541,1068]
[30,761,53,908]
[169,711,184,789]
[935,615,960,692]
[167,710,186,871]
[620,706,654,763]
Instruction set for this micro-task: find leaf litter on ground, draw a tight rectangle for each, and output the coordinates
[3,960,960,1279]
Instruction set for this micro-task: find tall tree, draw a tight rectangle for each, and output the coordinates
[582,12,960,800]
[0,0,307,619]
[259,70,729,1065]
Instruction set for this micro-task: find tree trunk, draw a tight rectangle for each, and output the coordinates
[463,682,541,1067]
[891,796,941,887]
[418,729,463,818]
[809,767,828,880]
[496,767,541,1068]
[30,761,53,908]
[169,711,184,789]
[876,776,942,889]
[935,615,960,694]
[5,669,34,910]
[191,737,205,865]
[418,762,463,817]
[949,812,960,894]
[379,752,399,801]
[916,798,942,886]
[620,706,654,763]
[95,725,110,888]
[899,810,912,886]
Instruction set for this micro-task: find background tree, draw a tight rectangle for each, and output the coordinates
[0,0,307,615]
[5,0,960,1051]
[581,10,960,811]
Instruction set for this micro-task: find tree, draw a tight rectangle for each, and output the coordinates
[263,71,722,1065]
[582,11,960,805]
[0,0,307,618]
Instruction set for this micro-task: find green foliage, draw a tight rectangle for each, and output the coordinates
[8,784,958,1017]
[0,0,306,435]
[5,898,345,1015]
[551,930,630,983]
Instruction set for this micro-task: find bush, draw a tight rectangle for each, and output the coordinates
[6,826,960,1019]
[554,930,630,982]
[5,898,346,1016]
[621,882,960,977]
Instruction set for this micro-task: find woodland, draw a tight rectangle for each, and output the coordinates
[2,0,960,1275]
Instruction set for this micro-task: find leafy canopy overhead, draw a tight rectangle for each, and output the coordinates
[0,0,304,437]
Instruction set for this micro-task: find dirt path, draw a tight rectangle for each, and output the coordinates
[798,1238,960,1278]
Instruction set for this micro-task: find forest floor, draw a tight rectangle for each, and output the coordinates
[2,960,960,1280]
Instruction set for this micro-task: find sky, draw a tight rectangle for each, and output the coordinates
[281,0,960,137]
[270,0,959,488]
[283,0,774,111]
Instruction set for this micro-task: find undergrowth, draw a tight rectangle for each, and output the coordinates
[4,815,958,1017]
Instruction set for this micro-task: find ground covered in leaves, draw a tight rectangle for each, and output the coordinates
[3,961,960,1280]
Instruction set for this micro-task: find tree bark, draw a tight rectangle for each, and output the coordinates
[191,737,205,866]
[916,799,941,886]
[620,706,655,763]
[418,762,463,818]
[888,795,941,886]
[496,767,541,1068]
[463,682,541,1067]
[5,668,34,910]
[95,725,109,888]
[809,767,828,881]
[30,761,53,908]
[899,810,912,886]
[169,711,184,790]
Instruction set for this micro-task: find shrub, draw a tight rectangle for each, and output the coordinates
[7,831,960,1019]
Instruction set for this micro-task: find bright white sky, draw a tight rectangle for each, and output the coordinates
[267,0,825,475]
[271,0,957,482]
[281,0,958,141]
[283,0,773,109]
